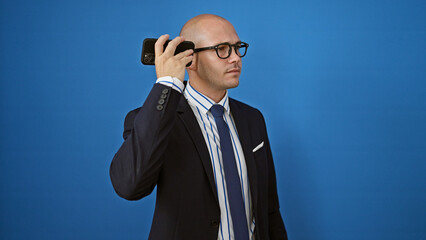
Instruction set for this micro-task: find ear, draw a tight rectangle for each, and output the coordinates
[186,52,197,71]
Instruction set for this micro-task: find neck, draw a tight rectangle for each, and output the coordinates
[188,79,226,103]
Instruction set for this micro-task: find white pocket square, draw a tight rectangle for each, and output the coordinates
[252,141,264,152]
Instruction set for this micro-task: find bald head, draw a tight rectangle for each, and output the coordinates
[180,14,238,47]
[178,14,242,102]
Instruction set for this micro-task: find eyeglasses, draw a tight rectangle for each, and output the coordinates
[194,41,249,59]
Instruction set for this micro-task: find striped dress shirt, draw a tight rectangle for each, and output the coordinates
[156,76,255,240]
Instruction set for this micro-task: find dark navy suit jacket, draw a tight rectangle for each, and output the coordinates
[110,83,287,239]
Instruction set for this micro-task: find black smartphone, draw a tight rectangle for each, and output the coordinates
[141,38,195,66]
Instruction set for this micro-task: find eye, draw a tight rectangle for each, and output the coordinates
[216,44,230,55]
[217,45,228,51]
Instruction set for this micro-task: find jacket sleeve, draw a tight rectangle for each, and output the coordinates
[109,83,181,200]
[259,112,288,240]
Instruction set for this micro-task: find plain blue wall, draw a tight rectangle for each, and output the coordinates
[1,0,425,239]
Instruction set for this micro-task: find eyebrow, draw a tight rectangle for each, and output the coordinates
[216,41,242,45]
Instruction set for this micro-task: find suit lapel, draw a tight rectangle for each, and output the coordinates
[177,96,219,203]
[229,99,259,210]
[175,95,259,208]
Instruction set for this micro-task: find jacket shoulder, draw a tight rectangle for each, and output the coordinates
[229,98,263,116]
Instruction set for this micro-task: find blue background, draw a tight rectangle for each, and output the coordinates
[1,0,425,239]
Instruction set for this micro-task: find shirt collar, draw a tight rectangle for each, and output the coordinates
[183,81,230,115]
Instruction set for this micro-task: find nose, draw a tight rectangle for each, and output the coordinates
[227,47,241,64]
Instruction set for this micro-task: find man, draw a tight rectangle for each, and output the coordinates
[110,14,288,240]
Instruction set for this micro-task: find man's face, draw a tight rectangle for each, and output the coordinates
[195,21,242,92]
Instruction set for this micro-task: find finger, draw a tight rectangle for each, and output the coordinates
[155,34,169,58]
[181,55,194,66]
[174,49,193,60]
[163,36,184,57]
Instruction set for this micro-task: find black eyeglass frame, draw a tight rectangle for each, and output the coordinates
[193,41,249,59]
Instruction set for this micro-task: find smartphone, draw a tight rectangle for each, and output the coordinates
[141,38,195,66]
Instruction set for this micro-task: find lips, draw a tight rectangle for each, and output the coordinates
[226,68,241,73]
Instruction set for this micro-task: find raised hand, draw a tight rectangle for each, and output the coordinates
[155,34,193,82]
